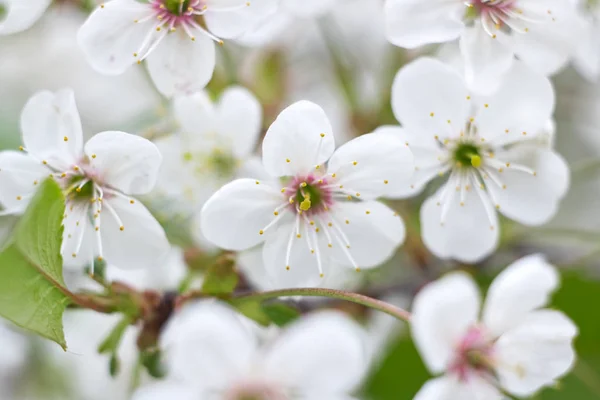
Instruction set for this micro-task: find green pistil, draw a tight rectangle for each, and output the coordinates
[296,183,323,212]
[165,0,190,15]
[66,176,94,201]
[454,143,482,168]
[183,149,238,179]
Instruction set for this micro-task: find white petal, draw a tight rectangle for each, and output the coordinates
[84,131,162,195]
[100,196,170,270]
[420,186,499,263]
[146,32,215,98]
[0,0,51,35]
[573,22,600,82]
[459,24,514,95]
[0,151,49,213]
[200,179,283,251]
[384,0,464,49]
[391,58,470,141]
[20,89,84,168]
[474,62,554,144]
[215,86,262,157]
[77,0,157,75]
[486,146,569,226]
[262,101,335,177]
[411,272,481,374]
[132,382,197,400]
[263,310,368,393]
[62,205,96,270]
[283,0,336,17]
[161,301,258,389]
[174,91,217,137]
[328,201,405,269]
[327,132,414,200]
[483,254,559,337]
[495,310,578,397]
[204,0,278,39]
[414,376,504,400]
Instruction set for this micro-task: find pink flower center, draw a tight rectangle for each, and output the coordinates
[449,326,496,382]
[223,380,288,400]
[150,0,206,28]
[284,174,334,217]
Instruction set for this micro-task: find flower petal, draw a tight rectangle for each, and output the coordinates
[132,382,197,400]
[283,0,336,17]
[391,58,470,141]
[0,0,51,35]
[84,131,162,195]
[77,0,157,75]
[100,196,169,270]
[384,0,464,49]
[262,101,335,177]
[573,22,600,82]
[263,310,368,394]
[474,62,554,144]
[482,254,559,337]
[20,89,84,168]
[415,375,504,400]
[201,179,283,251]
[204,0,278,39]
[0,151,49,213]
[495,310,578,397]
[328,201,405,269]
[62,204,96,270]
[411,272,481,374]
[146,31,215,98]
[486,146,569,226]
[174,91,217,137]
[420,185,499,263]
[327,132,414,200]
[161,301,258,389]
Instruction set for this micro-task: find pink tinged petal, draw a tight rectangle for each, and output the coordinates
[215,86,263,158]
[474,61,554,144]
[494,310,578,397]
[411,272,481,375]
[132,382,198,400]
[84,131,162,195]
[263,311,368,393]
[0,0,51,35]
[146,32,215,98]
[391,58,470,141]
[99,196,170,270]
[459,23,514,95]
[486,146,569,226]
[20,89,84,167]
[414,375,504,400]
[482,254,559,337]
[420,185,499,263]
[174,91,218,137]
[328,201,406,269]
[283,0,337,17]
[77,0,158,75]
[262,101,335,177]
[384,0,465,49]
[161,301,258,389]
[0,151,49,213]
[204,0,278,39]
[327,132,414,200]
[200,178,283,251]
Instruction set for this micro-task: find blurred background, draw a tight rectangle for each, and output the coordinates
[0,0,599,399]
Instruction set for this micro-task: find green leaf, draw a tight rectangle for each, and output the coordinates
[201,255,239,295]
[98,316,133,354]
[261,302,300,327]
[0,179,70,349]
[230,299,271,327]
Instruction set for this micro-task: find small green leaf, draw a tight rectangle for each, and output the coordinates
[98,316,133,354]
[230,299,271,327]
[0,179,70,349]
[201,255,239,295]
[140,348,166,378]
[261,302,300,327]
[109,354,120,377]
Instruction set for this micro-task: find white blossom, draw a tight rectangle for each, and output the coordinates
[0,89,169,271]
[411,254,578,400]
[386,58,569,262]
[132,301,368,400]
[0,0,51,36]
[201,101,413,287]
[572,0,600,81]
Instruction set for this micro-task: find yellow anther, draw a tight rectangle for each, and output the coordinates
[300,182,307,188]
[365,210,371,215]
[286,158,291,163]
[352,161,358,166]
[320,273,324,278]
[16,196,22,201]
[63,136,68,142]
[92,154,97,159]
[470,155,482,168]
[346,195,352,200]
[119,226,125,231]
[355,268,361,272]
[130,200,135,204]
[255,180,260,185]
[259,230,264,235]
[300,196,312,211]
[281,188,286,193]
[19,146,24,151]
[345,219,350,224]
[384,180,389,184]
[331,173,336,178]
[72,253,77,258]
[309,220,315,225]
[274,211,279,216]
[33,180,38,185]
[320,133,325,137]
[296,234,301,238]
[286,265,290,270]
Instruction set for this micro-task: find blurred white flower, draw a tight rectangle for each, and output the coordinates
[78,0,275,97]
[386,58,569,262]
[201,101,412,287]
[154,86,263,246]
[0,0,51,36]
[385,0,580,93]
[411,254,578,400]
[0,89,169,271]
[132,301,368,400]
[572,0,600,81]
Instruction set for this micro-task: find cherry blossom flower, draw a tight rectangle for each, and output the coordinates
[411,254,578,399]
[201,101,413,287]
[0,0,51,36]
[0,89,169,270]
[384,0,581,93]
[385,58,569,262]
[77,0,275,97]
[132,301,368,400]
[572,0,600,81]
[154,86,262,246]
